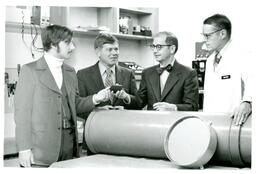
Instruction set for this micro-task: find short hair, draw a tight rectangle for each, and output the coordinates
[154,31,178,54]
[203,14,232,38]
[41,25,73,52]
[94,33,119,49]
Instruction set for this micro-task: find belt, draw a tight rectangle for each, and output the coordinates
[62,118,74,129]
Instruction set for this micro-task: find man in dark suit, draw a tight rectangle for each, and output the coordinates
[76,33,138,120]
[14,25,95,167]
[137,31,199,111]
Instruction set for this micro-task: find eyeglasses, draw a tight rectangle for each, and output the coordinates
[201,28,223,39]
[149,44,172,51]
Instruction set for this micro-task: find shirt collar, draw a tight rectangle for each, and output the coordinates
[216,39,231,57]
[98,61,116,76]
[160,57,175,68]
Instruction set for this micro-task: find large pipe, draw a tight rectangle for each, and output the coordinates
[84,110,251,167]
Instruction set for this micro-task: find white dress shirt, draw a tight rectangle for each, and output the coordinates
[160,58,175,93]
[98,62,116,85]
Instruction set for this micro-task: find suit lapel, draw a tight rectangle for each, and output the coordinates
[37,57,61,94]
[62,64,73,99]
[149,67,161,101]
[92,62,105,90]
[115,65,123,85]
[160,61,180,101]
[62,64,77,123]
[112,65,123,105]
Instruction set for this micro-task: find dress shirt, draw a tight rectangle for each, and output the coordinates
[92,62,116,105]
[213,41,230,71]
[160,58,175,93]
[98,62,116,85]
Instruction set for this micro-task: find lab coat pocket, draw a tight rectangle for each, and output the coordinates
[219,74,234,98]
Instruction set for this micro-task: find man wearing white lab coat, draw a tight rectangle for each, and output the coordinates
[202,14,252,126]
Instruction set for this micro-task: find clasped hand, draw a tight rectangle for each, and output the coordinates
[94,86,129,103]
[153,102,177,111]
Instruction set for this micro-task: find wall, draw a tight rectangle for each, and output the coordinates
[158,0,256,67]
[65,34,155,71]
[5,1,256,114]
[5,31,154,70]
[4,21,155,113]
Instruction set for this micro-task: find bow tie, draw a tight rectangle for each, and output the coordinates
[156,64,172,75]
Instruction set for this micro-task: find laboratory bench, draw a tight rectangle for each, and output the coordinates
[50,154,250,170]
[4,154,251,170]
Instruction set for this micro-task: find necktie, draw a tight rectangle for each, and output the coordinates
[156,64,172,75]
[105,68,114,104]
[214,51,222,65]
[105,68,114,87]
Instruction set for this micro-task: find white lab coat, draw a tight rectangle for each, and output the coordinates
[203,40,252,113]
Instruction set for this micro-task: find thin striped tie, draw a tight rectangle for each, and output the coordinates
[105,68,114,87]
[105,68,114,104]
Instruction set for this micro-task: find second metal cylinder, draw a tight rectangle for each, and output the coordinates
[84,110,251,167]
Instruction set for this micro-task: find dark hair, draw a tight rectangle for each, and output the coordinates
[41,25,73,52]
[154,31,178,54]
[203,14,232,38]
[94,33,119,49]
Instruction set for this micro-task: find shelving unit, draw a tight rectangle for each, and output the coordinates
[6,6,158,40]
[5,6,159,81]
[119,8,153,15]
[49,6,158,40]
[5,21,153,42]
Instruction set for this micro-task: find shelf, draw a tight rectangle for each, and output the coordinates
[75,29,153,40]
[6,21,42,34]
[112,33,152,40]
[119,8,152,15]
[6,22,153,41]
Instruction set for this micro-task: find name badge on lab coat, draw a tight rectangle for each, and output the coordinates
[221,75,231,80]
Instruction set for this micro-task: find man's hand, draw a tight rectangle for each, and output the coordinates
[19,150,34,167]
[115,89,129,100]
[115,89,131,104]
[153,102,177,111]
[94,87,111,103]
[233,102,252,126]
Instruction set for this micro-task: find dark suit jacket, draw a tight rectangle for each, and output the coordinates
[14,57,95,165]
[137,60,199,111]
[77,62,138,120]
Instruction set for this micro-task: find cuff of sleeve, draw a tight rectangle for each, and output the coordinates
[242,96,252,103]
[123,95,131,104]
[92,94,100,105]
[19,149,31,154]
[173,104,178,111]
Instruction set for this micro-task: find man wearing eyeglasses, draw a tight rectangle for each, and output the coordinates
[136,31,199,111]
[202,14,252,126]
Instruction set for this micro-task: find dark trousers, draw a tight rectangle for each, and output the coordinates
[58,128,75,161]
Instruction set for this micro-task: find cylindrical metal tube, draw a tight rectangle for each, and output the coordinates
[195,112,251,166]
[84,110,251,167]
[85,110,185,158]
